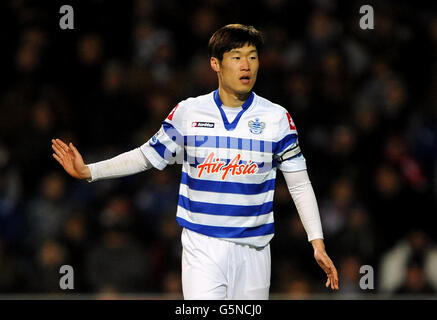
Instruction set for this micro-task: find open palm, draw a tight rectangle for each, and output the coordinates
[51,138,89,179]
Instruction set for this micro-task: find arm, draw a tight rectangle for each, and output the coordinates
[86,148,152,182]
[51,139,152,181]
[51,102,185,180]
[282,169,339,290]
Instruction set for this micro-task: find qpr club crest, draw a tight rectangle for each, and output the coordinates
[248,118,265,134]
[150,134,158,146]
[149,127,164,146]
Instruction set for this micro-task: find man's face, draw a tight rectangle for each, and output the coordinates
[212,43,259,95]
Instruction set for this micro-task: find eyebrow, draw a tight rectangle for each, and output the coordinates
[230,49,258,54]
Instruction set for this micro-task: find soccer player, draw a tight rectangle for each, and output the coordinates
[52,24,339,299]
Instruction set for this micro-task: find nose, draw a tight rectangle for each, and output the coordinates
[240,57,250,71]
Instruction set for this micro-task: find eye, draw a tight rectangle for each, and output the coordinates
[233,57,240,60]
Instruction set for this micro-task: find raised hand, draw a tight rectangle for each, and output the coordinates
[51,138,91,180]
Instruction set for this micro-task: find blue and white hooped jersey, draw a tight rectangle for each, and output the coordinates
[140,90,307,248]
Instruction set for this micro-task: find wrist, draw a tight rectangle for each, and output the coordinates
[81,165,91,180]
[311,238,325,252]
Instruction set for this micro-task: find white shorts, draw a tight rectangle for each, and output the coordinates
[181,228,271,300]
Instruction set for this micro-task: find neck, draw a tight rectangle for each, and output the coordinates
[218,86,251,107]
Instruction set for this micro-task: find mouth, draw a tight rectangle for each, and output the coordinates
[239,75,251,85]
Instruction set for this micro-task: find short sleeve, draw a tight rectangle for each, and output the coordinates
[140,103,185,170]
[274,110,307,172]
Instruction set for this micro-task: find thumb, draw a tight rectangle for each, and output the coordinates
[69,142,80,157]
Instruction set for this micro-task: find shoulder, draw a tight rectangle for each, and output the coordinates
[179,91,214,109]
[253,93,290,117]
[165,92,213,122]
[254,93,298,137]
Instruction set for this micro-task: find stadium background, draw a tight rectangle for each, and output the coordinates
[0,0,436,299]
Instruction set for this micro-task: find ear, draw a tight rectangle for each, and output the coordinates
[210,57,220,72]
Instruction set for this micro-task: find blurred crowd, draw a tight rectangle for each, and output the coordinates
[0,0,436,297]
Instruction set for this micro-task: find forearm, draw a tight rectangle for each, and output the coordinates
[311,238,326,251]
[282,169,324,242]
[87,147,153,182]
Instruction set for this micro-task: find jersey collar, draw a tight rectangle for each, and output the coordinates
[213,89,255,131]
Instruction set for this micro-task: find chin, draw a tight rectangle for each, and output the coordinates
[236,85,254,95]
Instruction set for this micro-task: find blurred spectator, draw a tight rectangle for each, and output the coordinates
[184,53,218,96]
[132,22,175,85]
[0,144,23,246]
[15,27,47,76]
[134,169,179,238]
[25,171,70,249]
[0,239,21,292]
[85,196,149,293]
[395,259,436,295]
[337,255,363,298]
[369,164,414,252]
[283,277,313,300]
[29,239,69,292]
[334,207,376,264]
[161,269,182,295]
[319,176,356,237]
[189,6,219,54]
[383,133,427,192]
[148,215,183,292]
[379,230,437,293]
[272,258,315,299]
[59,209,89,292]
[273,209,319,280]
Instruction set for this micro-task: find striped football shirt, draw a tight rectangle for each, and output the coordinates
[140,90,306,247]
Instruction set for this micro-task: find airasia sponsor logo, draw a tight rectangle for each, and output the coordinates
[197,152,258,180]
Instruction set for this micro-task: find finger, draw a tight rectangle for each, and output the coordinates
[325,277,330,288]
[55,139,70,153]
[326,271,334,290]
[326,266,337,290]
[333,269,339,289]
[52,139,65,151]
[53,153,63,165]
[69,142,80,157]
[329,273,334,289]
[52,142,66,157]
[323,262,335,290]
[328,263,338,288]
[52,140,68,154]
[328,275,338,290]
[333,276,338,290]
[52,143,66,157]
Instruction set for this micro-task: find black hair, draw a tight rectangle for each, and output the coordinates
[208,24,264,61]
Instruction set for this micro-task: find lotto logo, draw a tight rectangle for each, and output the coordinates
[192,122,215,128]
